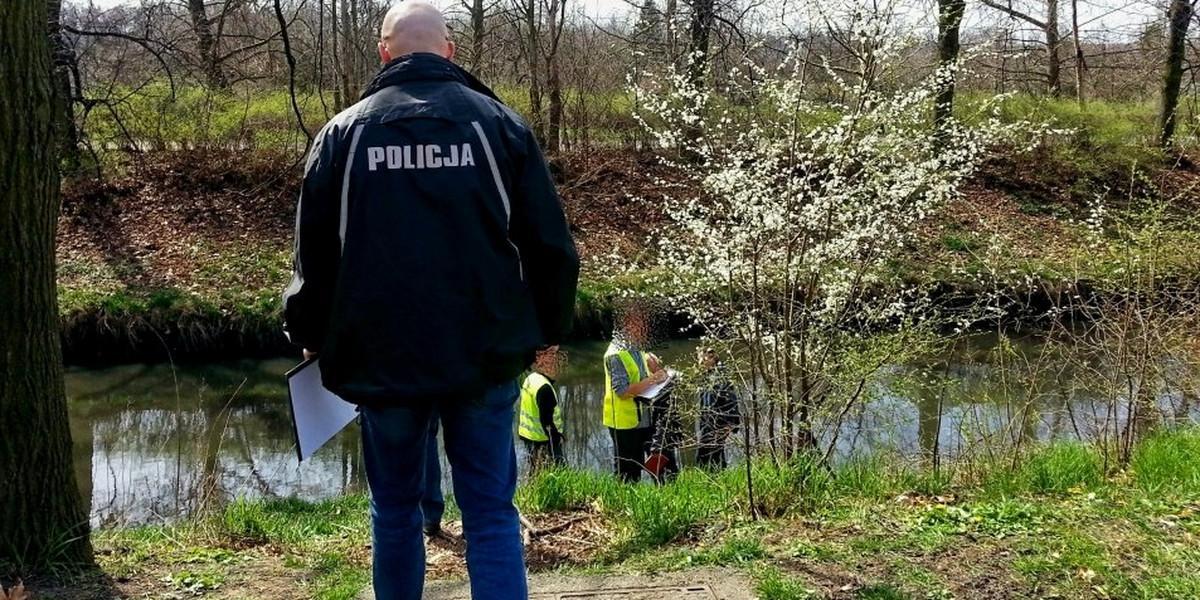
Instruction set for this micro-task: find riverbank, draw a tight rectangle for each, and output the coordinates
[20,427,1200,600]
[56,143,1200,364]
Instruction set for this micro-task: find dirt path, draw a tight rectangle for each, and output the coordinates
[358,567,756,600]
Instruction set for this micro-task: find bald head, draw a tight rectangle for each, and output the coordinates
[378,1,455,62]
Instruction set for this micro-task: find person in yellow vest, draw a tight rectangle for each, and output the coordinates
[603,311,669,483]
[518,347,565,468]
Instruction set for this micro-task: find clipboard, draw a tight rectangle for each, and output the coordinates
[286,358,359,462]
[639,369,679,400]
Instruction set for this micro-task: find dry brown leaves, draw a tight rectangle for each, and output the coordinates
[0,582,29,600]
[423,511,614,580]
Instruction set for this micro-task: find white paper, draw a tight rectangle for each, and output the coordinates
[639,368,680,400]
[287,359,359,462]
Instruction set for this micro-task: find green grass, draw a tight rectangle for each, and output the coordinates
[1130,428,1200,495]
[96,494,373,600]
[982,441,1105,496]
[515,466,623,513]
[221,495,369,545]
[83,81,643,156]
[81,427,1200,599]
[940,232,980,253]
[729,453,834,518]
[309,552,373,600]
[84,83,327,152]
[754,565,815,600]
[618,469,730,547]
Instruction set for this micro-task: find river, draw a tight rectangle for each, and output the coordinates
[66,334,1199,527]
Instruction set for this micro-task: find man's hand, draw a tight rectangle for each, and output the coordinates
[303,349,318,361]
[650,369,668,384]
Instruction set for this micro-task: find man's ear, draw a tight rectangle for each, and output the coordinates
[378,41,391,63]
[445,40,456,61]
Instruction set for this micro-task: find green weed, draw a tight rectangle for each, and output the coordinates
[832,456,950,500]
[1019,441,1105,494]
[914,499,1044,538]
[732,454,833,518]
[220,496,368,546]
[787,539,839,561]
[1130,428,1200,495]
[754,566,814,600]
[686,533,767,566]
[619,469,729,547]
[161,568,223,594]
[941,233,980,253]
[310,552,371,600]
[515,466,621,513]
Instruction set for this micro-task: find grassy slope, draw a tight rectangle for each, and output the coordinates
[55,102,1200,363]
[29,427,1199,600]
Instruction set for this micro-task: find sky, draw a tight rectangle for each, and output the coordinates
[83,0,637,19]
[77,0,1162,43]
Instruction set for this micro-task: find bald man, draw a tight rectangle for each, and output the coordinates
[282,2,579,598]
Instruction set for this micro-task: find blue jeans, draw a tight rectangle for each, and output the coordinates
[360,380,527,600]
[422,414,444,530]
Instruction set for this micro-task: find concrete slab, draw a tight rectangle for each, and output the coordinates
[358,567,756,600]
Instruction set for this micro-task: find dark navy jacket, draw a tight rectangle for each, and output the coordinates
[282,54,579,403]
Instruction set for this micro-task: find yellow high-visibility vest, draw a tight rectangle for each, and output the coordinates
[602,344,648,430]
[519,371,562,442]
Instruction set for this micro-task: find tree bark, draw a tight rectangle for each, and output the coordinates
[935,0,965,134]
[273,0,311,145]
[187,0,229,89]
[0,0,94,571]
[522,0,544,142]
[545,0,566,152]
[330,0,344,110]
[980,0,1062,96]
[46,0,82,175]
[469,0,487,73]
[340,0,354,110]
[1045,0,1061,96]
[1159,0,1193,146]
[1071,0,1085,105]
[686,0,715,88]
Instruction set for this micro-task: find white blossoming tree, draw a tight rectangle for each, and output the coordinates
[632,10,1037,465]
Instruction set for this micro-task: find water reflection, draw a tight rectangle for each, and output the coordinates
[67,334,1200,527]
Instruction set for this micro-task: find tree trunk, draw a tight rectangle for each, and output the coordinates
[46,0,82,175]
[470,0,486,73]
[546,63,562,152]
[523,0,544,142]
[545,0,566,152]
[1045,0,1061,96]
[0,0,94,571]
[315,0,332,118]
[935,0,965,134]
[686,0,715,88]
[1160,0,1193,146]
[187,0,229,89]
[1071,0,1085,106]
[273,0,311,144]
[340,0,354,110]
[331,0,344,111]
[665,0,678,67]
[980,0,1063,97]
[349,0,360,87]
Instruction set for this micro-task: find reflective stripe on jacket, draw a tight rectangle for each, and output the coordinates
[281,53,579,403]
[519,371,562,442]
[602,344,647,429]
